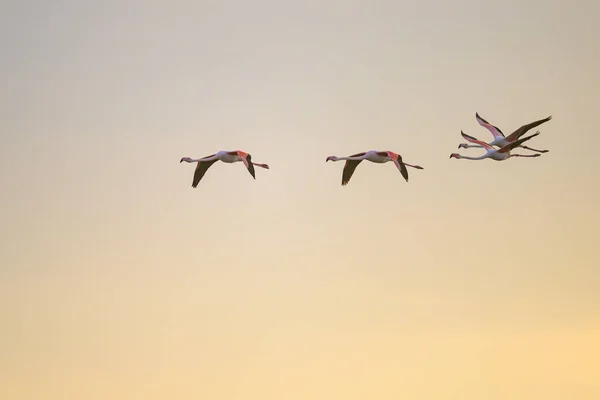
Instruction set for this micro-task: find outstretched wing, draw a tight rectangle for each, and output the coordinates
[476,112,505,138]
[498,131,540,153]
[192,159,219,187]
[244,154,256,179]
[341,152,366,186]
[393,155,409,182]
[506,115,552,141]
[342,160,362,185]
[461,131,495,150]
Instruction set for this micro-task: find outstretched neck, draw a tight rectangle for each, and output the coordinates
[253,163,269,169]
[459,154,489,160]
[181,155,220,163]
[180,157,202,163]
[201,154,221,161]
[330,156,363,161]
[460,143,484,149]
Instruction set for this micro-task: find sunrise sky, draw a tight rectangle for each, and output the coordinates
[1,0,599,399]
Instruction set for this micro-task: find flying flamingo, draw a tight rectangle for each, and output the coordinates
[450,131,543,161]
[326,150,424,186]
[458,112,551,153]
[180,150,269,187]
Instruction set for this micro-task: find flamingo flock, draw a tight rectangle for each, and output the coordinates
[180,112,551,187]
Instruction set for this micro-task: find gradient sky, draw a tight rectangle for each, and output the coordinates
[1,0,599,399]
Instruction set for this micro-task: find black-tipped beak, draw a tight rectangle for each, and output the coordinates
[449,154,452,158]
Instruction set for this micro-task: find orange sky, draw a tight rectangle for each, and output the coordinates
[1,0,599,399]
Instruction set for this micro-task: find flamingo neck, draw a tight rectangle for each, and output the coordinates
[458,154,490,160]
[339,156,365,161]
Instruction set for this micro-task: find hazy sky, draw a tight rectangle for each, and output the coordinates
[1,0,599,399]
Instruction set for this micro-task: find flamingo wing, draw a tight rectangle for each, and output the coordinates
[498,132,540,153]
[342,160,362,185]
[393,155,409,182]
[505,116,552,141]
[244,154,256,179]
[476,112,505,139]
[192,159,219,187]
[377,151,409,182]
[461,131,495,150]
[341,152,366,186]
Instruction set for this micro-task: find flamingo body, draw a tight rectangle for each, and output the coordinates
[180,150,269,187]
[326,150,424,186]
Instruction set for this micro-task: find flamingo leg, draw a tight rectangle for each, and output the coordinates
[520,145,549,153]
